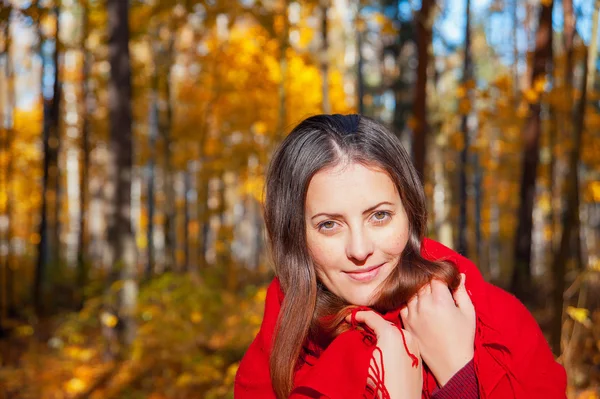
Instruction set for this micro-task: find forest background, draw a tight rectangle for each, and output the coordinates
[0,0,599,397]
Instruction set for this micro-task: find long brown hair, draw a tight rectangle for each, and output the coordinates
[263,114,459,399]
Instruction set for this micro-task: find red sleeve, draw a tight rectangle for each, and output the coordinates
[431,359,479,399]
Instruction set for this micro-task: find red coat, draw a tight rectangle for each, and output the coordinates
[234,238,567,398]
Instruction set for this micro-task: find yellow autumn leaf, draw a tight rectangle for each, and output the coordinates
[382,20,398,35]
[590,258,600,272]
[356,18,367,32]
[537,194,552,213]
[456,85,467,98]
[566,306,591,327]
[576,388,600,399]
[15,325,34,337]
[492,74,512,91]
[100,312,118,328]
[516,101,529,118]
[523,88,539,103]
[176,373,194,387]
[543,225,553,241]
[136,235,147,249]
[533,76,547,93]
[254,287,267,302]
[252,121,268,135]
[65,378,86,394]
[458,98,472,114]
[190,311,203,324]
[589,181,600,202]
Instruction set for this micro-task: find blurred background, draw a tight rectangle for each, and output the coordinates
[0,0,599,397]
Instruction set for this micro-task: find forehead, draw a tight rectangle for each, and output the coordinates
[305,163,400,212]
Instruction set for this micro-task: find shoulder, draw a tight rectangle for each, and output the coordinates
[420,238,486,290]
[420,238,472,269]
[420,238,519,326]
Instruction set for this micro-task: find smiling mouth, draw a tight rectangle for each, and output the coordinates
[345,263,384,282]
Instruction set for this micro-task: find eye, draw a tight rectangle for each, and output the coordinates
[371,211,391,225]
[317,220,338,232]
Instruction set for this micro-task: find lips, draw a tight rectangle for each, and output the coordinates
[345,263,385,282]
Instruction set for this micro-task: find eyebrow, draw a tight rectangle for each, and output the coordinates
[310,201,395,221]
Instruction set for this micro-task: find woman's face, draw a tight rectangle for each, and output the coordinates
[305,162,410,306]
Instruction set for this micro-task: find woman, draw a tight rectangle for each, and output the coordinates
[234,114,567,399]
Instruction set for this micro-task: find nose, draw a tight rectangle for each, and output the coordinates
[346,226,374,262]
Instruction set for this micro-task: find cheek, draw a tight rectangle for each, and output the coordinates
[386,235,408,254]
[307,236,341,270]
[379,222,409,255]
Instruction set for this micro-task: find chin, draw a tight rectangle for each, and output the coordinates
[346,292,376,307]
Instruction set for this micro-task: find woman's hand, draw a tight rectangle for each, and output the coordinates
[349,310,422,399]
[400,273,476,387]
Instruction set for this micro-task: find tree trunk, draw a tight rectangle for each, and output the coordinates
[161,149,174,272]
[145,73,158,280]
[588,1,600,90]
[276,0,289,140]
[412,0,434,181]
[560,0,600,359]
[106,0,137,352]
[34,6,61,315]
[473,155,482,266]
[187,160,199,275]
[511,0,553,302]
[356,6,365,115]
[511,0,519,92]
[548,0,575,354]
[161,45,176,273]
[458,0,472,257]
[197,166,210,269]
[0,9,13,331]
[557,46,588,360]
[320,0,330,114]
[184,166,192,272]
[76,0,93,309]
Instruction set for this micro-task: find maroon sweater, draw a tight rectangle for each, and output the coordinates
[432,359,478,399]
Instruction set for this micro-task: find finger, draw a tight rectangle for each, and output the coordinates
[407,292,418,314]
[347,310,392,338]
[399,306,409,326]
[430,278,454,304]
[453,273,475,317]
[416,282,435,313]
[417,282,432,297]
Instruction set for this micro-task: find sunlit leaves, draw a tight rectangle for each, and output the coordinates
[65,377,86,394]
[239,174,264,203]
[100,311,119,328]
[585,181,600,203]
[566,306,592,328]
